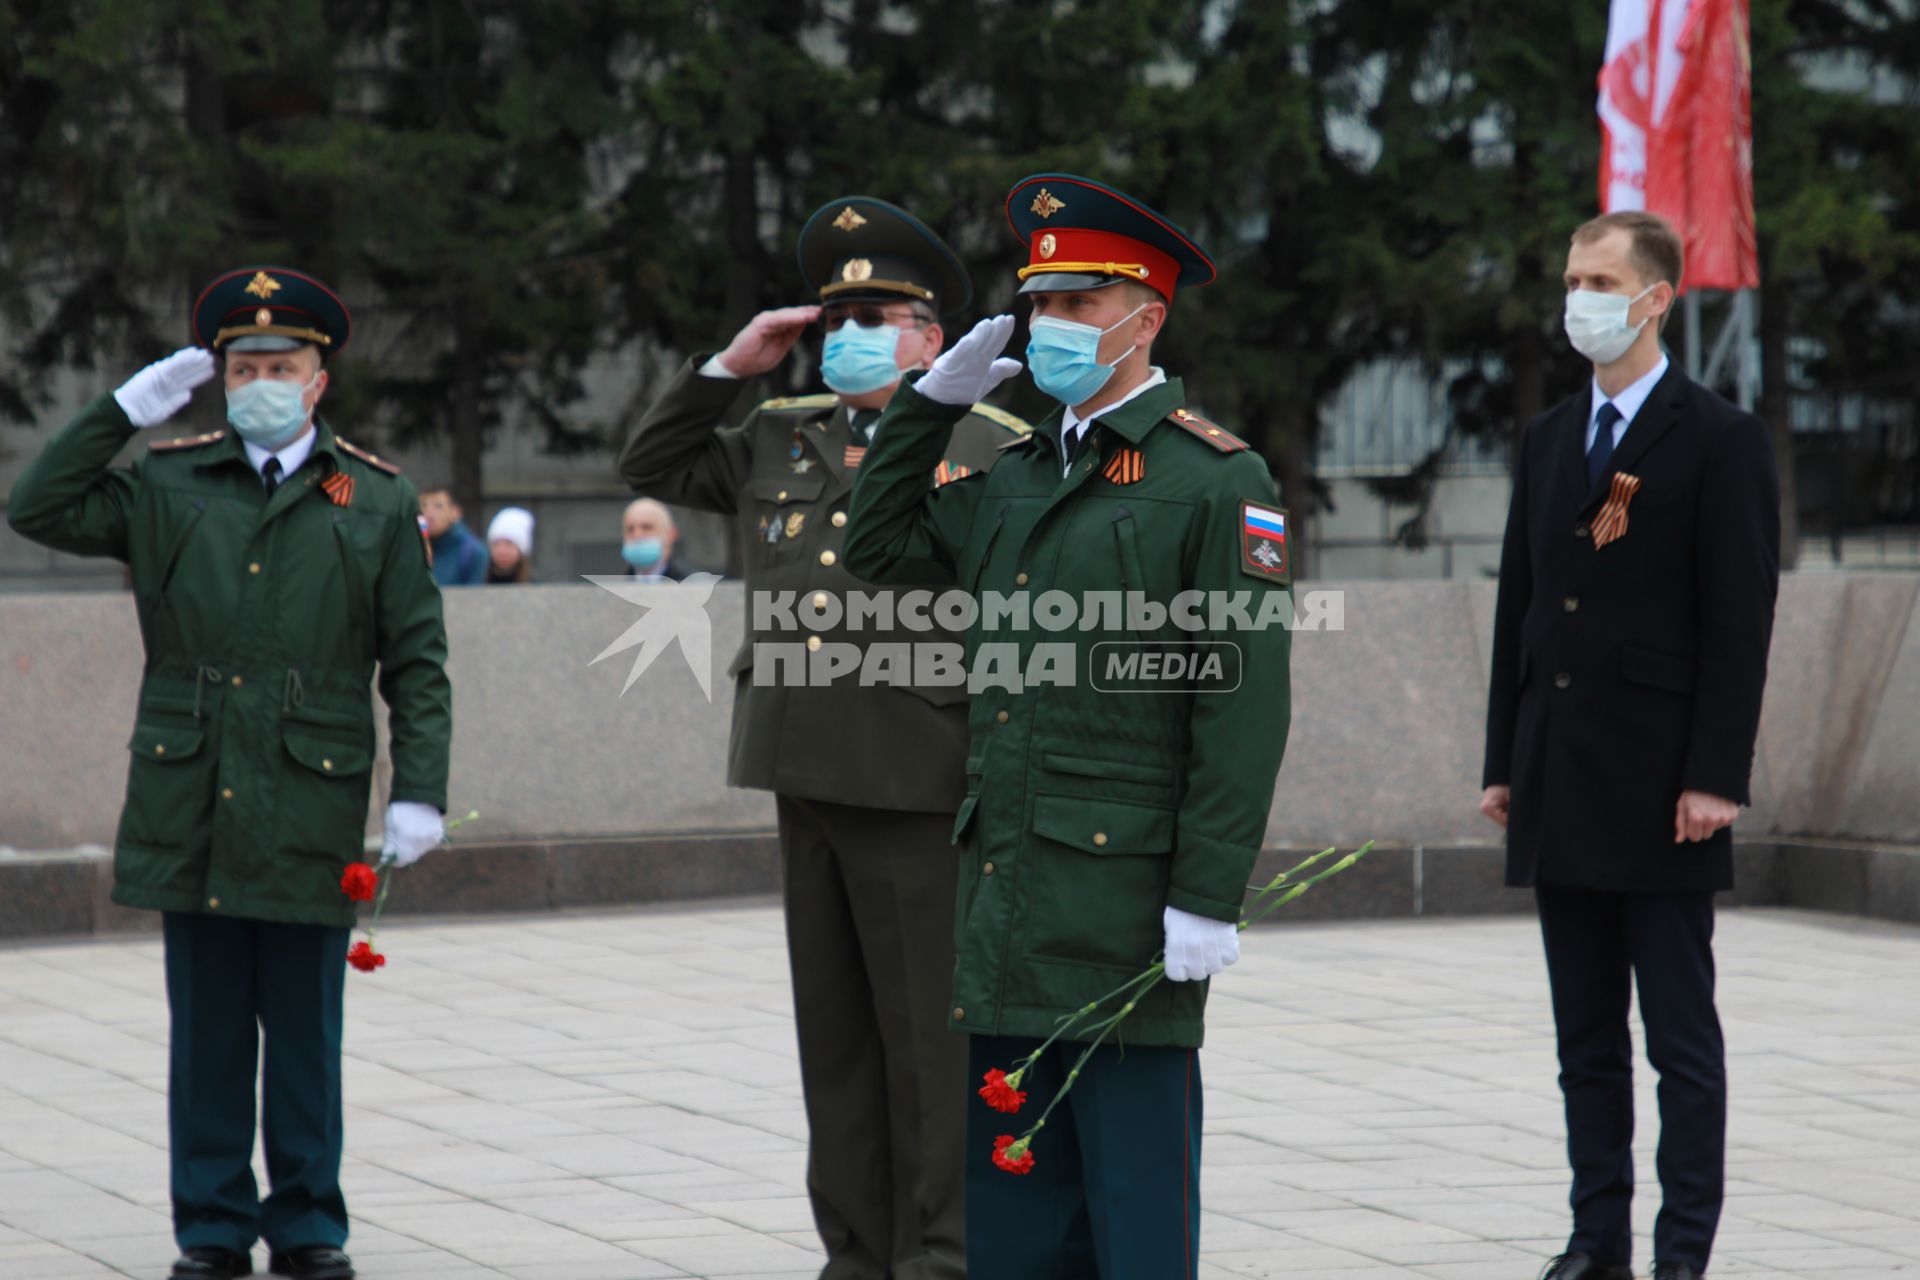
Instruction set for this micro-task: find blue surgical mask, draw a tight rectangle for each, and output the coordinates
[821,323,904,395]
[226,375,317,449]
[622,537,665,569]
[1025,304,1148,406]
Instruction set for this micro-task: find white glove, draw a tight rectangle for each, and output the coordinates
[113,347,217,428]
[915,314,1023,406]
[380,801,445,868]
[1163,905,1241,982]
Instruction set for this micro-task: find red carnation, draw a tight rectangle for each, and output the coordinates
[346,941,386,972]
[340,863,379,902]
[978,1069,1027,1115]
[992,1134,1035,1175]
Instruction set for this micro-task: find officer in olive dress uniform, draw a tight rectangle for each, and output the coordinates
[619,198,1028,1280]
[6,269,452,1280]
[845,176,1294,1279]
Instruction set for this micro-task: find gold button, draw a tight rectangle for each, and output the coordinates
[819,550,837,567]
[1093,832,1108,847]
[831,511,847,528]
[806,636,823,652]
[777,490,789,501]
[322,758,334,771]
[1015,572,1029,586]
[995,710,1009,724]
[230,675,243,687]
[812,592,829,609]
[208,898,220,909]
[154,744,166,756]
[221,788,234,800]
[983,862,995,876]
[248,562,261,575]
[953,1007,965,1022]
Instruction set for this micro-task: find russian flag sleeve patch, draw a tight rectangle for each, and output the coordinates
[1239,499,1290,584]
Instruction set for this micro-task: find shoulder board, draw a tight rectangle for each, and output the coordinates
[335,437,401,474]
[757,393,839,413]
[1167,407,1249,453]
[148,429,227,452]
[968,402,1032,436]
[997,432,1040,451]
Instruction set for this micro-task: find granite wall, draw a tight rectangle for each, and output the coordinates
[4,575,1918,857]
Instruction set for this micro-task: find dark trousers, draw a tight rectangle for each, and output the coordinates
[162,912,350,1255]
[965,1033,1202,1280]
[776,795,967,1280]
[1536,886,1725,1272]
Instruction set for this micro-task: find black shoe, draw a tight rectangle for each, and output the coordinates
[1541,1255,1634,1280]
[170,1248,253,1279]
[1653,1266,1703,1280]
[266,1247,353,1280]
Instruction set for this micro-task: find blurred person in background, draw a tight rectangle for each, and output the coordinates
[417,484,488,586]
[621,496,692,581]
[485,506,534,583]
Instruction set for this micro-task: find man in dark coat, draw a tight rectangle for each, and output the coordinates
[1481,211,1780,1280]
[7,268,453,1280]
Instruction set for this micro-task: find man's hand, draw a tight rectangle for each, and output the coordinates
[381,801,445,868]
[1479,785,1511,829]
[1162,905,1240,983]
[113,347,217,428]
[915,314,1023,406]
[710,306,822,379]
[1674,789,1738,843]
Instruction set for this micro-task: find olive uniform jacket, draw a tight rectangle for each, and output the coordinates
[619,356,1027,813]
[7,394,452,929]
[1482,365,1780,893]
[845,376,1293,1048]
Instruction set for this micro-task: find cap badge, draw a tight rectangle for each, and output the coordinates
[1037,233,1057,260]
[833,206,868,232]
[255,307,273,327]
[841,258,873,282]
[1031,188,1065,220]
[243,271,282,300]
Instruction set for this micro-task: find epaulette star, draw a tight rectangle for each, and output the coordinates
[1167,407,1248,453]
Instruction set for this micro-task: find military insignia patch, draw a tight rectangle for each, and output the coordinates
[832,205,868,232]
[244,271,282,300]
[1592,471,1642,549]
[416,514,434,569]
[321,472,355,508]
[1102,447,1145,485]
[1031,188,1065,219]
[791,457,815,475]
[842,258,874,282]
[1240,499,1291,583]
[933,460,974,487]
[1038,233,1057,260]
[844,445,867,469]
[785,512,806,539]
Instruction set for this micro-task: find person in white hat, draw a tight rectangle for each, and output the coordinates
[485,506,535,583]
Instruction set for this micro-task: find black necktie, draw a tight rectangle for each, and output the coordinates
[1062,422,1086,469]
[851,409,880,442]
[262,457,283,496]
[1587,403,1622,488]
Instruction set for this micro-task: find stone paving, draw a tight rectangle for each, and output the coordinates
[2,903,1918,1280]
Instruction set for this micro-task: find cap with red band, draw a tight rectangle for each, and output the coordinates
[191,266,352,357]
[1005,173,1215,302]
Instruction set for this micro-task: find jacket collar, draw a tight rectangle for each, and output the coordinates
[1560,364,1687,512]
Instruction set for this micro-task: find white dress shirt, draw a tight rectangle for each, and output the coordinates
[1060,367,1166,474]
[242,424,318,487]
[1586,354,1669,452]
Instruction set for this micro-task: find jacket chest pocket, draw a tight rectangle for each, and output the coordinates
[1025,793,1174,971]
[278,710,375,862]
[120,721,213,853]
[746,473,828,568]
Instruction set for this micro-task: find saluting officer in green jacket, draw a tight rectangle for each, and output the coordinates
[845,175,1294,1278]
[6,269,452,1280]
[620,197,1027,1280]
